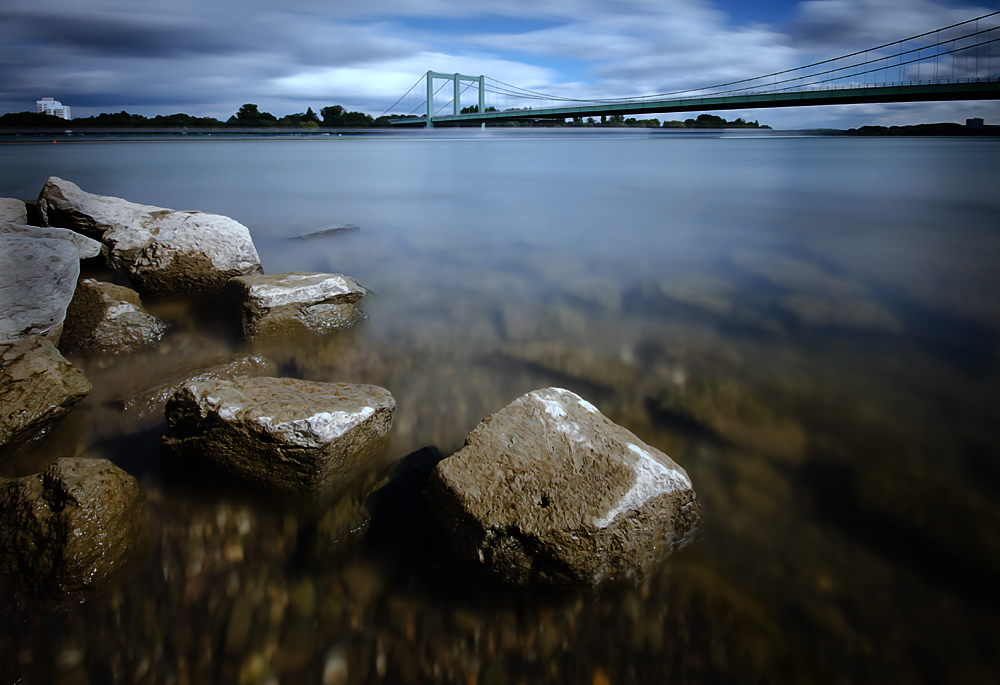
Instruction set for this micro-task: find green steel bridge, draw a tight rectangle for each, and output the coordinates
[385,12,1000,128]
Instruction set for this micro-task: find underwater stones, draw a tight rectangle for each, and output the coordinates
[500,340,638,391]
[161,376,395,498]
[38,176,262,297]
[1,336,92,456]
[0,233,81,343]
[60,279,168,354]
[424,387,700,588]
[648,375,807,463]
[0,457,146,592]
[119,353,277,419]
[227,272,368,340]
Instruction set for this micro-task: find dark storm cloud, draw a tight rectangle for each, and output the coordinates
[0,0,425,118]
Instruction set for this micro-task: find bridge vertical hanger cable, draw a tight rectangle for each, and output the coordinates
[385,12,999,125]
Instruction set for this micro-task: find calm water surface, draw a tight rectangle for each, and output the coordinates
[2,132,999,683]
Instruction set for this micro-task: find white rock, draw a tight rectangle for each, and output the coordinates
[1,221,102,259]
[0,199,27,224]
[38,177,262,296]
[0,234,80,342]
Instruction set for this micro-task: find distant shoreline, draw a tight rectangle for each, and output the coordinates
[1,122,997,139]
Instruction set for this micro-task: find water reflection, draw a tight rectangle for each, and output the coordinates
[2,134,999,683]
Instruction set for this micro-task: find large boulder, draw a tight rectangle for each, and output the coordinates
[37,176,262,297]
[0,458,147,592]
[161,377,395,498]
[0,337,92,456]
[0,233,83,343]
[0,221,102,260]
[59,278,168,354]
[424,387,700,587]
[226,272,367,340]
[0,199,28,224]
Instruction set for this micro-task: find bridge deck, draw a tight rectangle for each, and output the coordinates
[390,79,1000,127]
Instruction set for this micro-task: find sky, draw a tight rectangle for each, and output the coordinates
[1,0,998,129]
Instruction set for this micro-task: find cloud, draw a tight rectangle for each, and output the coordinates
[790,0,1000,52]
[1,0,997,127]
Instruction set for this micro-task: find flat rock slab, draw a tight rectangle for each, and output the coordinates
[60,278,168,354]
[0,234,81,343]
[0,458,146,592]
[227,272,367,340]
[1,337,92,457]
[1,221,103,259]
[38,176,262,297]
[161,376,395,498]
[0,199,27,224]
[425,387,700,588]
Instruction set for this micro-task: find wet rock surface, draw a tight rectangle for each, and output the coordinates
[0,457,146,592]
[425,387,700,587]
[0,233,81,343]
[0,336,92,456]
[161,377,395,498]
[60,279,168,354]
[227,272,368,340]
[38,177,262,296]
[1,220,103,259]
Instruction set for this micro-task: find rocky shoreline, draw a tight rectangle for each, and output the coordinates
[1,177,701,594]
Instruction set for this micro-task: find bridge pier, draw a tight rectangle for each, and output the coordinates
[426,71,484,128]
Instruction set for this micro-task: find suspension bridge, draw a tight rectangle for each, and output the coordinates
[382,12,1000,128]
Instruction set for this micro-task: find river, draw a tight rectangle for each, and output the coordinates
[2,130,999,683]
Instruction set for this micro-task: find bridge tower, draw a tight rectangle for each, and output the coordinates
[425,71,485,128]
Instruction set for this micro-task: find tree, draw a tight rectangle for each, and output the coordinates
[228,103,277,127]
[320,104,374,128]
[237,103,260,118]
[320,105,344,124]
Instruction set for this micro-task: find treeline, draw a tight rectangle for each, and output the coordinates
[564,113,770,128]
[2,106,770,130]
[0,103,393,129]
[816,122,1000,137]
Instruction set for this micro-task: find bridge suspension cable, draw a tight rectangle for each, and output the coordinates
[379,74,425,118]
[382,10,1000,123]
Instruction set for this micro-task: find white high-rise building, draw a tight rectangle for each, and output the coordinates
[36,97,71,120]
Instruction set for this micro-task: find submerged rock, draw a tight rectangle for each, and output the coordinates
[118,353,277,419]
[500,340,638,390]
[0,233,82,343]
[1,336,92,456]
[648,375,807,463]
[161,377,395,498]
[60,279,168,354]
[37,176,262,297]
[227,272,368,340]
[424,387,700,587]
[0,457,147,592]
